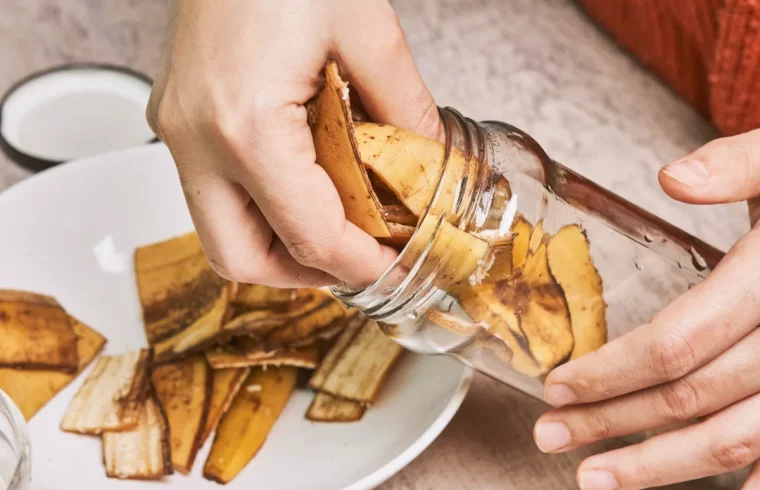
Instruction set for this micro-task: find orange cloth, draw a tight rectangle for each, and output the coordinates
[575,0,759,136]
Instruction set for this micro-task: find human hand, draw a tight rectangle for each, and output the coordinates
[146,0,442,287]
[534,129,760,489]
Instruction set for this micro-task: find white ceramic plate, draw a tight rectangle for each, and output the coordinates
[0,143,472,490]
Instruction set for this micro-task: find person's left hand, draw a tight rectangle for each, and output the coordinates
[533,129,760,490]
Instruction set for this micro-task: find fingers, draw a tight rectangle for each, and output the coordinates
[226,102,398,286]
[744,461,760,490]
[659,128,760,205]
[176,164,334,287]
[535,326,760,453]
[544,228,760,406]
[573,392,760,490]
[335,1,443,142]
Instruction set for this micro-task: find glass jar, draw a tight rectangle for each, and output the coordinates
[331,107,723,401]
[0,389,30,490]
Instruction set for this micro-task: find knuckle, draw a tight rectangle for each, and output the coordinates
[659,378,700,420]
[635,462,666,489]
[709,437,758,471]
[207,88,280,157]
[411,99,442,142]
[155,99,183,142]
[585,407,615,441]
[288,239,335,270]
[207,253,263,284]
[648,332,696,381]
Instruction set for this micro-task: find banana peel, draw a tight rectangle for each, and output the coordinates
[151,355,212,474]
[203,367,298,484]
[232,284,296,313]
[382,204,418,226]
[135,232,229,362]
[310,60,391,238]
[511,216,532,270]
[0,290,79,372]
[306,393,366,423]
[222,289,337,339]
[60,349,150,434]
[309,319,403,404]
[354,123,477,220]
[0,316,106,420]
[457,225,574,376]
[308,313,367,389]
[379,222,416,249]
[263,299,348,349]
[400,213,489,290]
[102,393,173,480]
[206,343,320,370]
[547,225,607,359]
[201,367,250,446]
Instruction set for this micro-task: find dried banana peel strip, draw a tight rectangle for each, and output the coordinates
[378,222,416,249]
[60,349,149,434]
[458,225,575,376]
[222,289,335,338]
[135,232,229,362]
[203,367,298,484]
[152,355,212,474]
[206,344,320,370]
[401,213,489,290]
[306,393,366,423]
[102,394,173,480]
[232,284,296,312]
[510,216,532,270]
[308,313,367,390]
[382,204,418,226]
[0,316,106,420]
[263,299,347,349]
[0,289,79,372]
[201,367,250,445]
[547,225,607,359]
[309,320,403,404]
[354,123,475,220]
[310,60,391,238]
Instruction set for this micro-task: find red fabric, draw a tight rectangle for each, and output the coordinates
[575,0,760,136]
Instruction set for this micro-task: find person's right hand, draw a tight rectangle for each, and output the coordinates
[146,0,442,288]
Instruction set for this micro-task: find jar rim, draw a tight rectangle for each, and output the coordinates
[0,389,29,487]
[330,107,489,320]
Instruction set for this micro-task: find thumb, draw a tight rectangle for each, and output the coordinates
[659,129,760,205]
[335,2,443,143]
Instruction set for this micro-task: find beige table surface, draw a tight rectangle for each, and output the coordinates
[0,0,752,489]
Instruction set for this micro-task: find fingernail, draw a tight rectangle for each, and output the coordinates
[545,384,577,406]
[534,421,572,452]
[662,159,709,187]
[579,470,619,490]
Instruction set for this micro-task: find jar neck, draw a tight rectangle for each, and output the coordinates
[330,107,499,322]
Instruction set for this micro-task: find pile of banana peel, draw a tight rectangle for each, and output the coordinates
[312,60,608,378]
[0,231,403,484]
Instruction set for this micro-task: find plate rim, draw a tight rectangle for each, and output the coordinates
[0,141,475,489]
[344,367,472,490]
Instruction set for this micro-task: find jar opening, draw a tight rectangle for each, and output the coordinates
[330,107,500,322]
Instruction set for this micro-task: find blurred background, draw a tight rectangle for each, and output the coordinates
[0,1,749,488]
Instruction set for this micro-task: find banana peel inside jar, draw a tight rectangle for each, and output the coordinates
[310,60,608,377]
[547,225,607,359]
[456,221,607,376]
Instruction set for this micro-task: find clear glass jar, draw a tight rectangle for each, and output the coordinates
[332,107,723,401]
[0,389,30,490]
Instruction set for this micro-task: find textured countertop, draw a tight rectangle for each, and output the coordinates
[0,0,750,489]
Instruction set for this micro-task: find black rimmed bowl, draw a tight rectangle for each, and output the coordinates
[0,63,157,172]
